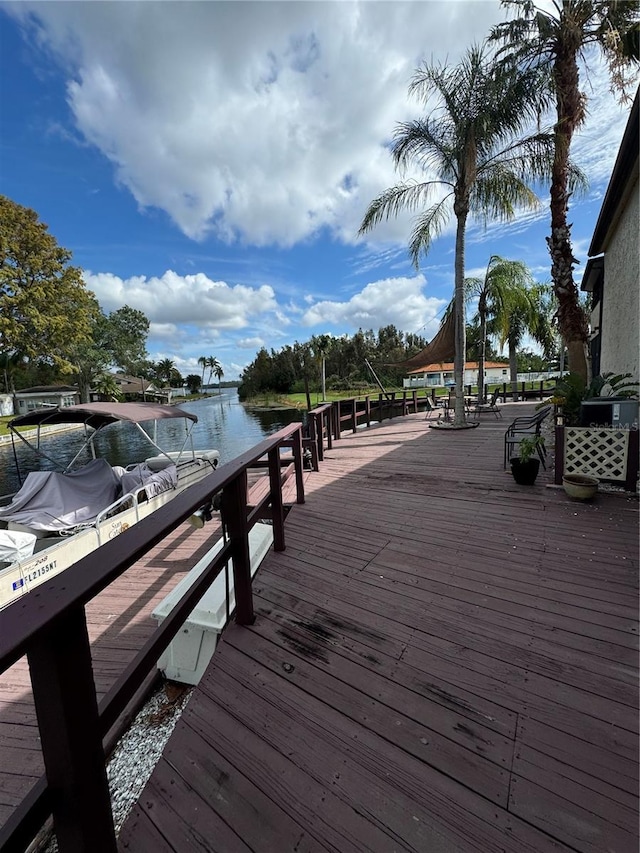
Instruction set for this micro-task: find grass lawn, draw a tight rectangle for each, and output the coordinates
[244,381,556,411]
[0,416,15,437]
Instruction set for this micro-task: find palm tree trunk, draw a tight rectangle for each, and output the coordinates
[478,293,487,405]
[509,337,519,402]
[548,47,589,382]
[453,210,467,425]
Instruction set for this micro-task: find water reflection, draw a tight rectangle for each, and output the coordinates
[0,390,303,496]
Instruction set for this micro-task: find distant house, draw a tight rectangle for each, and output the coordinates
[403,361,509,389]
[581,87,639,381]
[90,374,171,403]
[13,385,79,415]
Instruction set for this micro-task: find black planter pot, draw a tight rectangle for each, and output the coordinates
[510,457,540,485]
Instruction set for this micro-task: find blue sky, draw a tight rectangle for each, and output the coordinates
[1,1,636,380]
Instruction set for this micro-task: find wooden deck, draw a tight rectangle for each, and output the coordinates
[112,406,639,853]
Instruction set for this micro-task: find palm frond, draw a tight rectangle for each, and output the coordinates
[358,182,443,235]
[406,196,454,268]
[391,120,457,180]
[471,170,540,224]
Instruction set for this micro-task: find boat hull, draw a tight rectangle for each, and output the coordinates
[0,458,218,610]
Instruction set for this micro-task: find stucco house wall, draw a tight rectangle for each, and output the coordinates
[598,175,639,380]
[582,87,639,384]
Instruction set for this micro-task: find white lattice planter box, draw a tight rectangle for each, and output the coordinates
[555,426,639,490]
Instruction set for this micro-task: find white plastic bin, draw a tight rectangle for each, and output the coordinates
[153,523,273,685]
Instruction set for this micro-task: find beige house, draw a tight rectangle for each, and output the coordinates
[90,374,171,403]
[581,87,639,381]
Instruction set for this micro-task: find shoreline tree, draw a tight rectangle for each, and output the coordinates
[491,0,639,382]
[358,44,556,425]
[206,356,222,391]
[0,195,95,393]
[198,356,208,391]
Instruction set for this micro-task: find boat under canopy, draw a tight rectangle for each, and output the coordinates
[9,401,197,431]
[0,402,220,609]
[8,402,201,478]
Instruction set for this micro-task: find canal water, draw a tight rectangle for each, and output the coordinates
[0,389,303,497]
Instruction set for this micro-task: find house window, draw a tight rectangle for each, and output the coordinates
[502,369,507,375]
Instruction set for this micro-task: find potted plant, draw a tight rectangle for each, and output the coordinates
[510,435,544,485]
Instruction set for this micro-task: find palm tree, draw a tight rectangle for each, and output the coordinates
[491,0,639,383]
[156,358,175,386]
[93,373,122,402]
[359,44,555,425]
[491,282,556,400]
[206,356,221,390]
[197,356,208,391]
[213,363,224,394]
[465,256,535,404]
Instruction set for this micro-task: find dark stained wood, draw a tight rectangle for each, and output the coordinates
[1,404,637,850]
[114,404,638,853]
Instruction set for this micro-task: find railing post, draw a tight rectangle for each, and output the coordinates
[365,395,371,427]
[222,471,254,625]
[325,407,333,450]
[412,390,417,413]
[334,401,341,440]
[351,398,357,433]
[554,425,565,485]
[626,429,639,492]
[28,606,117,853]
[290,425,305,505]
[268,448,286,552]
[389,392,395,419]
[311,412,322,463]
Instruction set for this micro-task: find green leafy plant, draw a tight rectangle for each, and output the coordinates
[539,372,639,425]
[518,434,545,463]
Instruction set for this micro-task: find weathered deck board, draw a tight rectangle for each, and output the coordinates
[116,405,639,853]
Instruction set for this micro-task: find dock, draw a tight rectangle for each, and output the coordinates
[110,407,639,852]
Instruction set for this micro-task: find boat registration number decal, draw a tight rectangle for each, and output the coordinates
[24,560,57,584]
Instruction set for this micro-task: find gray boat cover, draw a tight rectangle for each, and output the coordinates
[0,459,177,533]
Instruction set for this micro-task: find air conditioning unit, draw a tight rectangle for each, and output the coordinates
[580,398,639,429]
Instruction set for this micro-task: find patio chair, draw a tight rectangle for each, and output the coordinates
[471,389,503,419]
[503,406,552,469]
[423,397,442,420]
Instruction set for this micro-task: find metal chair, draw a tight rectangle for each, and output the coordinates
[471,389,503,419]
[423,397,443,421]
[503,406,552,468]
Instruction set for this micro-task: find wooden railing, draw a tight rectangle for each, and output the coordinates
[0,423,304,853]
[302,384,557,456]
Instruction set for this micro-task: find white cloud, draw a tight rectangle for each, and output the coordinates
[300,273,446,336]
[238,336,265,349]
[10,0,507,247]
[83,270,278,329]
